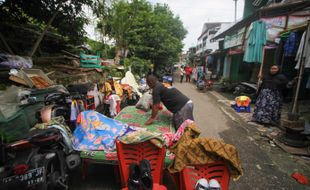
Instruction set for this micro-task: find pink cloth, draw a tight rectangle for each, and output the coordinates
[163,119,194,147]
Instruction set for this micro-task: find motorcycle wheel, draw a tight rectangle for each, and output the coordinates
[37,155,68,190]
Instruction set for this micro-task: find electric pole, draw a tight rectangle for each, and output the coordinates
[233,0,238,23]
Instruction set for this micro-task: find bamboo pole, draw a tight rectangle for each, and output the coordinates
[257,46,266,86]
[291,21,309,114]
[0,32,14,54]
[29,4,61,57]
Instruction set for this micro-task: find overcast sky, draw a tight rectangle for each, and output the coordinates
[86,0,244,51]
[148,0,245,51]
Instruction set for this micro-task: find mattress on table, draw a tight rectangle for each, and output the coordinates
[115,106,174,133]
[80,106,175,167]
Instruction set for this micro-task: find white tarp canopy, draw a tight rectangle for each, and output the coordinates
[120,71,142,97]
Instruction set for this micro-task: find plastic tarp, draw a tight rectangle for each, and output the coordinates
[120,71,142,97]
[0,86,29,119]
[0,54,33,69]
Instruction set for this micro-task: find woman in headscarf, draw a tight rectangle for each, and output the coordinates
[252,65,290,126]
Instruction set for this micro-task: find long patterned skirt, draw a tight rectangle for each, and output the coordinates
[252,88,282,125]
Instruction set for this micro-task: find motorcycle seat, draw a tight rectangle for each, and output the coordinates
[27,128,61,146]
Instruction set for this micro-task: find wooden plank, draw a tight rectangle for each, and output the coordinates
[61,50,79,59]
[34,56,77,62]
[46,71,55,76]
[52,64,94,72]
[9,75,29,86]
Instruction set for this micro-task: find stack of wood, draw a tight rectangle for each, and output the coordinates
[32,51,106,86]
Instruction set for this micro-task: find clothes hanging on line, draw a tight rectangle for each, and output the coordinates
[206,55,214,65]
[70,100,85,122]
[275,38,285,65]
[243,21,267,64]
[283,32,301,57]
[295,24,310,69]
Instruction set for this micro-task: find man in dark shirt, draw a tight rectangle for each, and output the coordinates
[145,75,194,129]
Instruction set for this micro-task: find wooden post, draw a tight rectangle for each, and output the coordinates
[257,46,266,85]
[29,4,61,57]
[291,21,309,114]
[0,32,14,54]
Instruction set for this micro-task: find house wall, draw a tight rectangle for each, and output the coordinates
[229,54,253,82]
[261,48,276,77]
[223,56,231,79]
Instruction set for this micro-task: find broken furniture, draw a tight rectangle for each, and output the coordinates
[80,51,103,68]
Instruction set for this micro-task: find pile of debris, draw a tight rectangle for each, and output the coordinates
[0,52,107,89]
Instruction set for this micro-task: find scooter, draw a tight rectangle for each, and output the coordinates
[197,79,206,90]
[42,91,92,129]
[197,78,213,91]
[43,92,72,122]
[205,79,214,90]
[0,128,80,190]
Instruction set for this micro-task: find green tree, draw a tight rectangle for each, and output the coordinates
[103,0,187,76]
[0,0,92,54]
[92,0,111,57]
[0,0,92,44]
[106,0,132,59]
[124,56,151,77]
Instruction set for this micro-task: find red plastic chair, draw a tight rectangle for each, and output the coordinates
[180,161,230,190]
[116,140,167,190]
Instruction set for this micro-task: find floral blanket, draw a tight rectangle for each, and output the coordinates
[72,111,131,152]
[80,106,175,166]
[115,106,174,133]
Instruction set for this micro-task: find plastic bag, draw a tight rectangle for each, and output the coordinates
[136,93,152,111]
[0,54,33,69]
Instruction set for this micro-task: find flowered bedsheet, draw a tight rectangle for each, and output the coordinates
[72,111,130,152]
[80,106,175,167]
[115,106,174,133]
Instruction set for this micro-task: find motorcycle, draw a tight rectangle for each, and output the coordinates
[197,78,213,91]
[43,92,71,123]
[42,91,93,130]
[0,127,80,190]
[205,79,214,90]
[197,79,206,90]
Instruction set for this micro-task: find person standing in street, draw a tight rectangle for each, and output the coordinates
[252,65,292,126]
[185,66,192,82]
[145,75,194,129]
[180,66,185,83]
